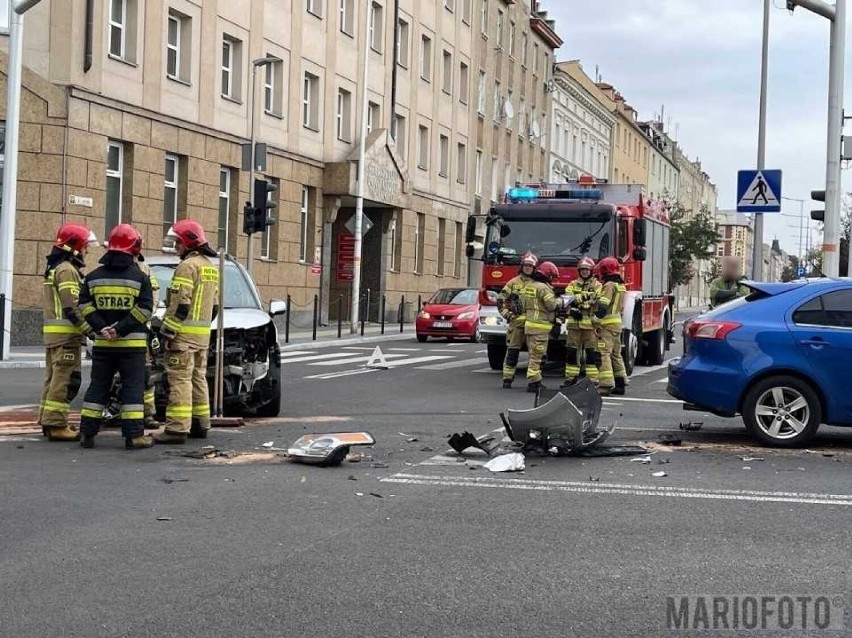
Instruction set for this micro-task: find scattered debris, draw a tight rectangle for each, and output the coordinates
[156,516,173,521]
[288,432,375,467]
[651,471,667,478]
[346,452,363,463]
[740,456,764,462]
[589,476,600,482]
[16,445,24,450]
[484,453,525,473]
[407,437,419,443]
[823,453,835,458]
[348,475,358,481]
[170,447,237,460]
[300,476,307,483]
[574,445,648,458]
[657,458,670,465]
[355,492,365,497]
[397,432,410,437]
[679,420,704,431]
[448,431,493,456]
[260,441,275,448]
[658,433,682,446]
[370,462,389,469]
[630,456,652,464]
[369,493,383,499]
[742,466,752,471]
[161,477,189,484]
[420,446,434,453]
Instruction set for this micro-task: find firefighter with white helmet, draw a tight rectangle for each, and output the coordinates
[562,256,603,387]
[497,251,538,389]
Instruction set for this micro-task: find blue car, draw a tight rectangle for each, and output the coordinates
[667,279,852,447]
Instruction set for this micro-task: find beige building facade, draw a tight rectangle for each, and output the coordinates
[716,210,753,277]
[596,83,650,187]
[1,0,494,341]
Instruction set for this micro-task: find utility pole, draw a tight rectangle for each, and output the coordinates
[350,0,371,333]
[0,0,44,361]
[786,0,846,276]
[751,0,770,281]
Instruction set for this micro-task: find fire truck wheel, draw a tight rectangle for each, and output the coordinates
[624,312,642,373]
[645,313,670,366]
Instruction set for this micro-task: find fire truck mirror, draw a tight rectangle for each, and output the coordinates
[632,247,647,262]
[465,216,477,243]
[633,219,647,247]
[465,245,475,258]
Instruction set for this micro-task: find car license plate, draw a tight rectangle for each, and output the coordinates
[433,321,453,328]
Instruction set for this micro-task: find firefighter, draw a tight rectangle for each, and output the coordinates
[154,219,219,445]
[136,251,161,428]
[39,223,98,442]
[562,256,603,388]
[709,256,750,309]
[497,251,538,389]
[523,260,564,393]
[594,257,628,396]
[77,224,154,449]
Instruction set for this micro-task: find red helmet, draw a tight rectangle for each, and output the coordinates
[107,224,143,255]
[536,261,559,283]
[521,251,539,267]
[577,257,596,272]
[167,219,209,251]
[55,223,97,254]
[597,257,620,277]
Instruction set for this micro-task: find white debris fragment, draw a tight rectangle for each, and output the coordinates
[484,453,525,473]
[651,470,667,478]
[261,441,274,448]
[630,456,652,464]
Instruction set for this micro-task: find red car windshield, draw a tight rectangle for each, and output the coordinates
[428,289,479,305]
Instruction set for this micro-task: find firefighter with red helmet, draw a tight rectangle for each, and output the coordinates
[154,219,219,445]
[39,223,98,441]
[77,224,154,449]
[497,251,538,389]
[594,257,628,396]
[522,260,564,393]
[562,256,603,388]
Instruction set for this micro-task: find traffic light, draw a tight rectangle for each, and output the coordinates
[253,178,278,233]
[242,201,256,235]
[811,190,825,222]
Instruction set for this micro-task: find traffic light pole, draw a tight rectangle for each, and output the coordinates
[751,0,770,281]
[246,63,260,276]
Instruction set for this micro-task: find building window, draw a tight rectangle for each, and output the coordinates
[105,141,124,235]
[369,2,384,53]
[389,214,402,271]
[166,10,191,82]
[261,177,280,259]
[417,124,429,170]
[163,154,180,238]
[495,9,504,48]
[221,36,243,101]
[217,167,232,252]
[508,21,516,57]
[532,43,539,76]
[414,213,425,274]
[521,31,528,66]
[108,0,137,62]
[420,34,432,82]
[307,0,323,18]
[367,101,380,134]
[339,0,354,35]
[444,0,454,12]
[477,70,486,114]
[474,150,483,196]
[454,221,463,277]
[442,50,453,94]
[303,72,320,130]
[396,18,409,67]
[437,218,446,276]
[392,113,407,155]
[457,143,467,184]
[263,56,283,117]
[461,0,471,24]
[480,0,488,35]
[299,186,310,262]
[336,88,352,142]
[458,61,469,104]
[492,82,502,123]
[439,134,449,177]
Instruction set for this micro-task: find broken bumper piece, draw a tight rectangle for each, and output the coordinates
[503,379,613,456]
[288,432,375,467]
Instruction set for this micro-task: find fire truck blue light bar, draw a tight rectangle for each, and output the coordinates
[506,188,603,202]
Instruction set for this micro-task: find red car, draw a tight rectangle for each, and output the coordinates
[416,288,481,343]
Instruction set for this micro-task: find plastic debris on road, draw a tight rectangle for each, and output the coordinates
[651,471,667,478]
[484,453,525,473]
[261,441,275,448]
[630,456,652,464]
[447,431,494,456]
[288,432,375,467]
[679,420,704,431]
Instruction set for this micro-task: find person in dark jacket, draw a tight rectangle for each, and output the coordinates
[77,224,154,449]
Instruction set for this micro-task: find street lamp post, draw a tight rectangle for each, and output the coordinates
[786,0,846,277]
[246,57,278,276]
[751,0,771,281]
[0,0,44,361]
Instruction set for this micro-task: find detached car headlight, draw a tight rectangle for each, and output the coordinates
[457,311,476,320]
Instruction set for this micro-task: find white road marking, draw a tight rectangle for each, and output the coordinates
[386,355,454,367]
[608,397,683,404]
[387,348,423,352]
[418,358,490,371]
[629,362,671,378]
[308,354,408,366]
[656,378,669,383]
[280,352,365,364]
[278,351,317,358]
[380,473,852,507]
[304,368,380,380]
[0,404,38,412]
[341,346,384,351]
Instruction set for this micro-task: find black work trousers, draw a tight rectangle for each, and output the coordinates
[80,348,147,439]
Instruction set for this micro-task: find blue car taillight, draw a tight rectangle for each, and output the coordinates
[687,320,742,341]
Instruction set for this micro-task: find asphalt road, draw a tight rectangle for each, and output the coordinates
[2,335,852,637]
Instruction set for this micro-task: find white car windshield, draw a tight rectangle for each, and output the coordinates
[151,263,261,309]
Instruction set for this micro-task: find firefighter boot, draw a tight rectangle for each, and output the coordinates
[502,379,513,389]
[153,431,188,445]
[125,435,155,449]
[559,378,577,390]
[144,416,161,430]
[612,377,627,396]
[80,433,96,449]
[527,381,546,394]
[188,418,208,439]
[46,426,81,442]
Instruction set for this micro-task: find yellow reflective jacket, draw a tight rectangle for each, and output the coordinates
[523,280,560,335]
[596,280,626,328]
[43,259,88,347]
[137,259,160,310]
[161,252,219,348]
[497,273,533,327]
[566,276,602,330]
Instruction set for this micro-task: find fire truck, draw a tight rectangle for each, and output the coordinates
[468,177,674,375]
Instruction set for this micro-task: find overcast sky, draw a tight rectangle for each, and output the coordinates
[548,0,852,257]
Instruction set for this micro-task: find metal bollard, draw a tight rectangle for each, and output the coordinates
[337,295,343,339]
[360,295,366,337]
[312,294,318,341]
[417,294,422,313]
[366,288,371,324]
[380,295,386,335]
[285,294,291,344]
[0,293,5,358]
[399,295,405,333]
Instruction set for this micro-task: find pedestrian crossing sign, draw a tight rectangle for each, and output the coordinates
[737,169,782,213]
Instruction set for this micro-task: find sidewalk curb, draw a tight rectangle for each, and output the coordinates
[279,332,414,352]
[0,360,93,370]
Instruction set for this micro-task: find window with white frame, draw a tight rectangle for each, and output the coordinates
[389,213,402,271]
[396,17,409,67]
[166,9,191,82]
[417,124,429,170]
[495,9,504,48]
[263,56,283,117]
[521,31,528,66]
[444,0,454,12]
[105,141,124,235]
[420,34,432,81]
[414,213,425,274]
[163,154,179,237]
[109,0,138,62]
[217,167,233,252]
[339,0,354,35]
[456,142,467,183]
[480,0,488,35]
[307,0,323,18]
[439,134,449,177]
[474,150,483,196]
[453,221,463,277]
[509,22,516,57]
[392,113,407,155]
[437,218,446,276]
[442,49,452,94]
[336,88,352,142]
[299,186,310,262]
[492,83,502,123]
[477,70,486,114]
[369,2,383,53]
[302,71,320,130]
[458,61,469,104]
[461,0,471,24]
[367,101,380,134]
[221,36,243,101]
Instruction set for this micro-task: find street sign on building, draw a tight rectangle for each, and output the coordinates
[736,170,782,213]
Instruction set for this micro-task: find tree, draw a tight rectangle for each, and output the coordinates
[780,255,799,282]
[667,201,722,291]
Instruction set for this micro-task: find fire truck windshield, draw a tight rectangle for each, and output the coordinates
[484,210,615,266]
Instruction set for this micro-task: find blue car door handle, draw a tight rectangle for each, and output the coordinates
[801,338,829,349]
